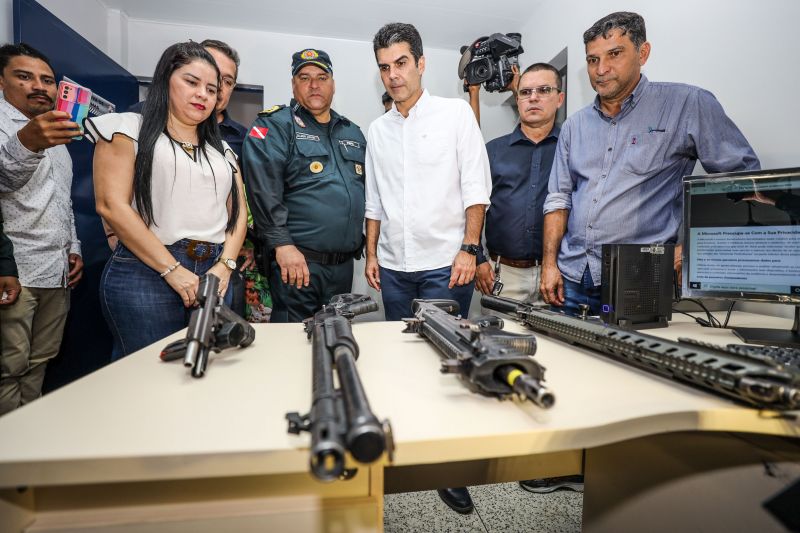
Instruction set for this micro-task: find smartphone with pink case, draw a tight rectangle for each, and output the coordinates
[56,80,91,139]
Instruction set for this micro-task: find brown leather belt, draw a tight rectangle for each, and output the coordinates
[185,239,216,261]
[489,253,541,269]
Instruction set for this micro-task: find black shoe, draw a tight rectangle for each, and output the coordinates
[437,487,474,514]
[519,474,584,494]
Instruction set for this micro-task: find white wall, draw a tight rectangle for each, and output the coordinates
[518,0,800,170]
[0,0,11,45]
[39,0,109,55]
[120,18,515,139]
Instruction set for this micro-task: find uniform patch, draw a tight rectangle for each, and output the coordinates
[294,114,306,128]
[296,132,320,142]
[338,139,361,151]
[301,49,319,59]
[310,161,324,173]
[249,126,269,139]
[355,163,363,176]
[260,105,283,115]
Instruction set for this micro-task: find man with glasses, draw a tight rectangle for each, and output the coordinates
[541,11,759,316]
[469,62,583,495]
[471,63,564,305]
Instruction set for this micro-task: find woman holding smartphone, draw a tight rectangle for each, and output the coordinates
[86,41,246,359]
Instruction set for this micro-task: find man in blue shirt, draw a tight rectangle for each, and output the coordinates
[474,63,564,303]
[541,11,760,316]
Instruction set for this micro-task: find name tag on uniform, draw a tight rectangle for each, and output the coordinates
[296,132,320,142]
[338,139,361,151]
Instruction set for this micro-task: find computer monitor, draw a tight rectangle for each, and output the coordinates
[682,167,800,347]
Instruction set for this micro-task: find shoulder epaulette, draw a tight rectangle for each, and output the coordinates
[258,104,286,116]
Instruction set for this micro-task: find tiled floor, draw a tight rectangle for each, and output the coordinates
[384,482,583,533]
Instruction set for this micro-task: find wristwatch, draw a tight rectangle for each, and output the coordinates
[218,257,237,271]
[460,244,480,256]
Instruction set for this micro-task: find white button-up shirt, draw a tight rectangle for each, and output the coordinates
[365,90,491,272]
[0,98,80,288]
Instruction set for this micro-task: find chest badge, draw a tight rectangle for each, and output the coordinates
[355,163,363,176]
[294,114,306,128]
[310,161,324,174]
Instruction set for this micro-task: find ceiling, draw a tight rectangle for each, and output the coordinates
[100,0,538,51]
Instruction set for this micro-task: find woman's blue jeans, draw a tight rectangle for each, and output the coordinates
[100,240,231,360]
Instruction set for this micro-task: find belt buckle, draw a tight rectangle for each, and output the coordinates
[187,240,213,261]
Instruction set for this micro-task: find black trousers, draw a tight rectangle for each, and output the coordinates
[268,259,354,323]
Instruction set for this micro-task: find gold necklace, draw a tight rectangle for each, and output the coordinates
[177,140,195,159]
[167,132,198,159]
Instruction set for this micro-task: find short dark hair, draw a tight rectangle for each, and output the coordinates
[200,39,240,79]
[0,42,54,75]
[381,91,392,105]
[373,23,423,64]
[583,12,647,49]
[521,63,562,91]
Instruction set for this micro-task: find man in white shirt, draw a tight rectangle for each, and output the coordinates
[0,43,83,415]
[364,22,491,515]
[364,23,491,326]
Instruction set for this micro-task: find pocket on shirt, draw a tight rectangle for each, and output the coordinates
[415,135,449,167]
[293,139,334,186]
[338,140,366,182]
[622,131,669,177]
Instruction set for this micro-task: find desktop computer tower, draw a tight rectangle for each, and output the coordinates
[601,243,674,329]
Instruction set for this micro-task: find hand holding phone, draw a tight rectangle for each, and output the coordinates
[56,80,92,139]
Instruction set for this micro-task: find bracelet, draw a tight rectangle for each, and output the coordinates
[159,261,181,278]
[105,232,116,238]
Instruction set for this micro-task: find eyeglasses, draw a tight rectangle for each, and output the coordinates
[221,76,236,89]
[517,86,560,98]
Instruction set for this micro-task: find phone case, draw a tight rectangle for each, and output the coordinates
[56,80,92,138]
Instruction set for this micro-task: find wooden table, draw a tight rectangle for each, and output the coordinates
[1,312,798,532]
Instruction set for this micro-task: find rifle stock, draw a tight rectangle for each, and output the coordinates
[287,294,394,481]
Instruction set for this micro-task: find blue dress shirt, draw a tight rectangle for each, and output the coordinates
[485,124,559,260]
[544,75,760,285]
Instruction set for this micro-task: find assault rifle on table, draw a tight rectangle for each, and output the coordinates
[160,274,255,377]
[402,299,555,408]
[286,294,394,482]
[481,294,800,410]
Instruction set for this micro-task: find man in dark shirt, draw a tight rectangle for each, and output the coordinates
[199,39,248,158]
[473,63,564,304]
[242,49,366,323]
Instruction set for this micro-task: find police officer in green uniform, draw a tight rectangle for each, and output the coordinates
[242,49,366,322]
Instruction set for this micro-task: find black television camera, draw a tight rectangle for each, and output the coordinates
[458,33,523,93]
